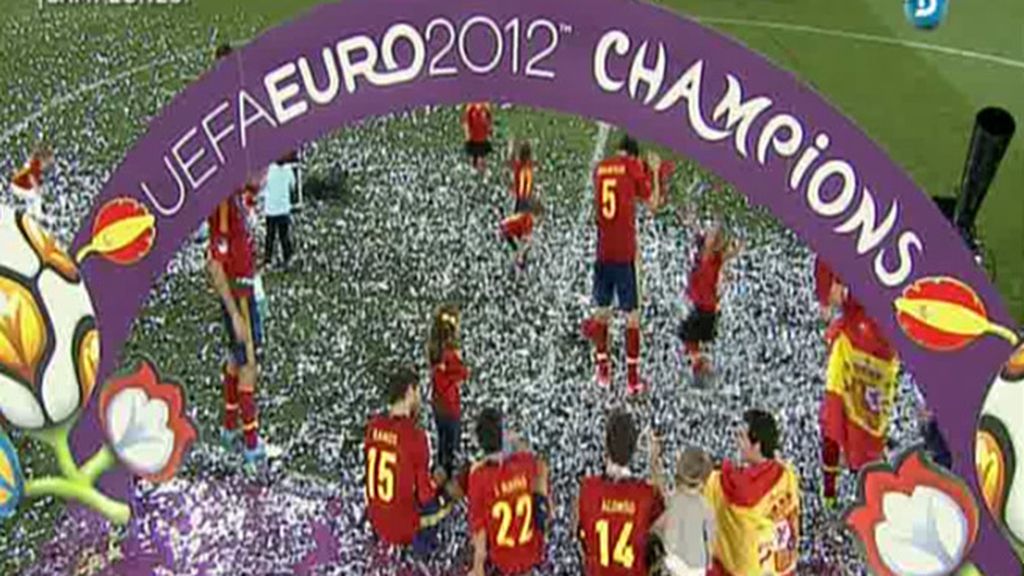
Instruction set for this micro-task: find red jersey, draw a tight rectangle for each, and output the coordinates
[431,346,468,418]
[512,161,534,204]
[469,452,545,574]
[364,413,438,546]
[578,475,665,576]
[594,155,652,264]
[501,213,534,240]
[464,104,492,143]
[208,191,255,298]
[814,257,837,309]
[688,239,725,313]
[11,158,42,191]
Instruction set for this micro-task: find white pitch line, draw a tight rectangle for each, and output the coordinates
[0,40,240,145]
[695,16,1024,71]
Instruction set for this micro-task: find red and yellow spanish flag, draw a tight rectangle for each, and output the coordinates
[822,312,900,469]
[704,461,801,576]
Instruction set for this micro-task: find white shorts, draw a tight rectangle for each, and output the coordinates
[664,553,707,576]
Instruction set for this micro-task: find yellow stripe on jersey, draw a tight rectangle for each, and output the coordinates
[219,202,229,234]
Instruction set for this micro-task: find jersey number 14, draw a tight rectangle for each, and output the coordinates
[596,519,635,569]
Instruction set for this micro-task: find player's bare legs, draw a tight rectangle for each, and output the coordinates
[582,308,613,387]
[625,310,644,396]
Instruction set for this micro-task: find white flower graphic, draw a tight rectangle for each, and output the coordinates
[874,485,971,576]
[103,387,175,476]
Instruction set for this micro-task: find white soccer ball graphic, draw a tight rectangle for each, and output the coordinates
[976,343,1024,549]
[0,207,100,431]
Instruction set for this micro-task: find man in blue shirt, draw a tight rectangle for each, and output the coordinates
[262,156,298,269]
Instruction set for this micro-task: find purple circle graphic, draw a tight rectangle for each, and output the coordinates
[66,0,1020,571]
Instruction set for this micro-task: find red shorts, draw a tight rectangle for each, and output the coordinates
[501,213,533,239]
[820,392,885,470]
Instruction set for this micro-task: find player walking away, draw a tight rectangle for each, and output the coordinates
[820,286,900,510]
[468,407,551,576]
[262,154,297,270]
[575,409,666,576]
[580,135,663,396]
[364,367,458,554]
[427,304,469,479]
[463,102,493,173]
[207,184,267,469]
[677,222,741,387]
[9,143,54,223]
[498,138,543,273]
[703,410,800,576]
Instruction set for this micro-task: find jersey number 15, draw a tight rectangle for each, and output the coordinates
[366,447,397,503]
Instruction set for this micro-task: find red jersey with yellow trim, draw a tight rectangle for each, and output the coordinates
[512,160,535,206]
[594,155,652,264]
[688,238,725,313]
[207,191,255,298]
[11,158,42,192]
[468,452,545,574]
[431,346,468,419]
[501,213,534,240]
[464,103,492,143]
[578,475,665,576]
[364,413,438,546]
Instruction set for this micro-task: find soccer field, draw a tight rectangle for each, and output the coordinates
[0,1,1020,574]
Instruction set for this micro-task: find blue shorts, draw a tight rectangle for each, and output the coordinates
[593,262,639,312]
[221,294,263,367]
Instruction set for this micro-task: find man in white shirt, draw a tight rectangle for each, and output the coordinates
[261,157,297,269]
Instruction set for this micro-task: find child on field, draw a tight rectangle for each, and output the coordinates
[427,304,469,479]
[654,447,716,576]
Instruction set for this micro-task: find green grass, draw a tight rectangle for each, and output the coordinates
[668,0,1024,320]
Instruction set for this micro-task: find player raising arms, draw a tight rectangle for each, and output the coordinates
[677,220,742,386]
[463,102,493,173]
[575,409,666,576]
[703,409,800,576]
[10,143,54,222]
[581,135,663,395]
[364,366,457,554]
[468,407,551,576]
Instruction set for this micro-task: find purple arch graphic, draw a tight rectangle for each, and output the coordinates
[66,0,1019,571]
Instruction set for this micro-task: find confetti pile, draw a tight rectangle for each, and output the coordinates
[0,9,927,576]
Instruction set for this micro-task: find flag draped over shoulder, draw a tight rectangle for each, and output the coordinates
[704,461,801,576]
[825,320,900,439]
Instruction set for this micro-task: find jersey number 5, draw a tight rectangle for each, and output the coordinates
[595,519,635,569]
[601,179,617,220]
[366,447,397,503]
[492,494,534,547]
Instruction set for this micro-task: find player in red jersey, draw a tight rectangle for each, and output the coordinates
[468,407,551,576]
[463,102,493,173]
[498,139,543,272]
[207,183,266,468]
[677,221,741,386]
[365,366,458,553]
[581,135,663,396]
[575,409,666,576]
[9,143,54,221]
